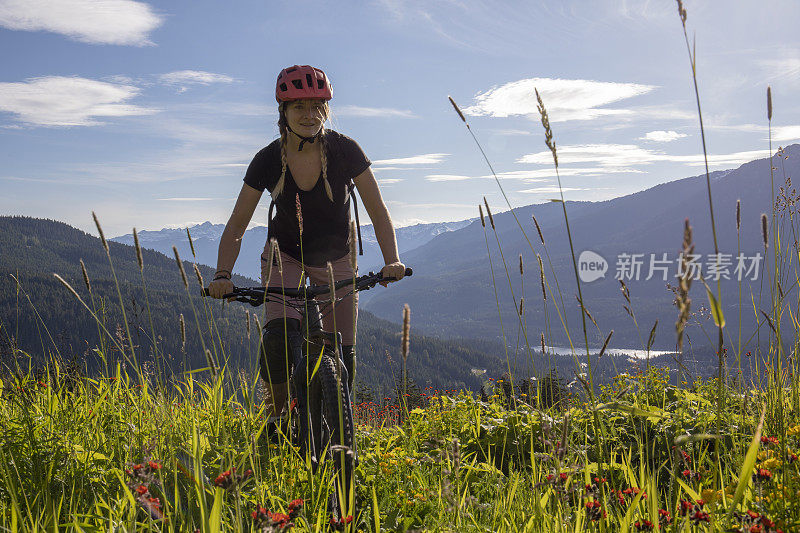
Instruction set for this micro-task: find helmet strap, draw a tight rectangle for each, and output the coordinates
[286,124,320,151]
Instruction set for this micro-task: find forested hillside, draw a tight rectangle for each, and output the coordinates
[0,216,544,394]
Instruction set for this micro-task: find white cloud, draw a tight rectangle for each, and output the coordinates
[0,76,156,126]
[425,167,642,182]
[463,77,655,122]
[519,144,767,169]
[0,0,162,46]
[703,123,800,142]
[772,126,800,142]
[377,178,404,184]
[641,130,687,142]
[425,174,474,182]
[372,153,448,165]
[757,57,800,82]
[159,70,235,87]
[335,105,416,118]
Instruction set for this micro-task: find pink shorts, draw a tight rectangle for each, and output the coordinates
[261,249,358,345]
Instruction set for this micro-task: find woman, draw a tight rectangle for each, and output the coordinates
[208,65,405,419]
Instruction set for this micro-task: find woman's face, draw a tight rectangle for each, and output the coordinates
[285,99,327,137]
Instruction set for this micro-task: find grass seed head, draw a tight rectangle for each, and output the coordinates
[676,218,694,351]
[519,254,524,276]
[483,197,495,229]
[761,213,768,248]
[186,228,196,258]
[534,88,558,168]
[295,193,303,236]
[767,86,773,121]
[736,199,741,231]
[676,0,687,25]
[193,264,204,288]
[262,240,274,291]
[179,313,186,348]
[92,211,109,254]
[448,96,467,124]
[519,297,524,316]
[133,228,144,271]
[532,212,545,245]
[271,239,282,274]
[538,254,546,301]
[478,204,485,228]
[599,330,613,358]
[327,261,336,304]
[172,246,188,289]
[541,332,546,355]
[80,259,91,293]
[402,304,411,361]
[205,348,217,376]
[349,220,358,271]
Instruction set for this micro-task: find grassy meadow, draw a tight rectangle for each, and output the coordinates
[2,3,800,531]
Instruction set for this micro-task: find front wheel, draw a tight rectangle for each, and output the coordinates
[317,349,357,521]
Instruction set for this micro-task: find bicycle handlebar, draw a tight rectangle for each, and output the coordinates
[202,267,413,306]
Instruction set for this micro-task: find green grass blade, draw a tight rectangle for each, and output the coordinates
[726,404,766,521]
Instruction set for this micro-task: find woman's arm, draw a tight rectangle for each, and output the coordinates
[353,167,406,282]
[208,183,262,298]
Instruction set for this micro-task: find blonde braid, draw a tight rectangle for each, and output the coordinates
[272,133,287,198]
[319,130,334,202]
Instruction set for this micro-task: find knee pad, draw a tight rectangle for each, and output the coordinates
[259,318,301,385]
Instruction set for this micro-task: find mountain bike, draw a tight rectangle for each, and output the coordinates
[204,267,412,519]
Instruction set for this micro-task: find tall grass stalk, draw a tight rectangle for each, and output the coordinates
[92,212,140,378]
[172,246,215,376]
[675,1,726,490]
[448,96,573,345]
[133,228,164,389]
[477,204,512,400]
[482,197,538,399]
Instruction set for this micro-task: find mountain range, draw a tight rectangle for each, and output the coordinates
[111,219,473,282]
[362,144,798,354]
[4,145,794,388]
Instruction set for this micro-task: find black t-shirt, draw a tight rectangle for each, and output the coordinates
[243,130,371,266]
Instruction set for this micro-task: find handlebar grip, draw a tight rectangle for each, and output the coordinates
[405,267,413,277]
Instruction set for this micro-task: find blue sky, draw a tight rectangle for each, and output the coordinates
[1,0,799,237]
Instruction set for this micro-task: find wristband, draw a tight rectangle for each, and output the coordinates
[215,269,231,276]
[213,274,231,281]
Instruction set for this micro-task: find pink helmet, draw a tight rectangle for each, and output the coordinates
[275,65,333,102]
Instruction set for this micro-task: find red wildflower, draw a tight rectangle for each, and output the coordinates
[329,515,353,531]
[585,500,605,521]
[214,470,232,488]
[760,436,779,446]
[288,498,304,518]
[136,484,148,495]
[753,468,772,483]
[148,461,162,471]
[635,520,654,531]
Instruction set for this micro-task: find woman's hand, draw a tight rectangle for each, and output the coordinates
[379,261,406,287]
[208,277,234,299]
